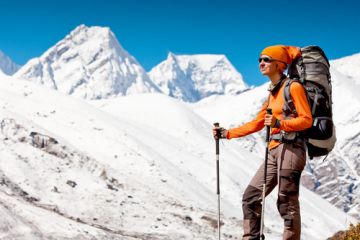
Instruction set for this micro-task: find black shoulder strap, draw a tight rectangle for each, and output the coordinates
[282,79,299,118]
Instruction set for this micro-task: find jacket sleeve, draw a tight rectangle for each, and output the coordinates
[227,101,267,139]
[279,82,312,131]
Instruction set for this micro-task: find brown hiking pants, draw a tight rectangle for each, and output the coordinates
[242,143,306,240]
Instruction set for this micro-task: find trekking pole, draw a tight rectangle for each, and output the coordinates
[260,108,272,240]
[213,122,221,240]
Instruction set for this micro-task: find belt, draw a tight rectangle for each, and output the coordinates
[270,132,305,144]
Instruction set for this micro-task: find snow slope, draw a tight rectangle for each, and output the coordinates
[0,74,353,239]
[331,52,360,85]
[14,25,160,100]
[148,53,248,102]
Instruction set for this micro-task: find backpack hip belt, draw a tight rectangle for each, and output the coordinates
[270,131,305,144]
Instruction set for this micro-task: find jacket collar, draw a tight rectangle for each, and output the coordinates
[268,75,287,94]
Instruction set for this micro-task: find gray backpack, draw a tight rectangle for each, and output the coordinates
[285,46,336,159]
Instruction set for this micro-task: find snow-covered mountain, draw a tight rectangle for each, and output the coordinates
[148,53,248,102]
[12,25,248,102]
[0,50,20,75]
[192,55,360,221]
[14,25,160,100]
[331,52,360,85]
[0,73,353,239]
[323,59,360,218]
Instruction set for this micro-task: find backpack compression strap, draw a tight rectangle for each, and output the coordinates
[282,79,299,119]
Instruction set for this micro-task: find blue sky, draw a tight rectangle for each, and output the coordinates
[0,0,359,86]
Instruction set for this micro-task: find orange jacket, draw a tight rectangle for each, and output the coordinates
[227,79,312,150]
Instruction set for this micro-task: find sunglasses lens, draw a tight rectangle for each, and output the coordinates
[258,57,271,63]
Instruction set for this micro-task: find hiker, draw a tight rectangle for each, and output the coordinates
[213,45,312,240]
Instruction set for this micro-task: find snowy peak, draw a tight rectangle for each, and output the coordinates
[14,25,160,99]
[331,52,360,84]
[0,50,20,75]
[148,52,248,102]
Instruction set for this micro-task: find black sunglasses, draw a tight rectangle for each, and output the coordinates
[258,57,274,63]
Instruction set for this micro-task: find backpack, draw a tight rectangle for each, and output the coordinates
[285,46,336,159]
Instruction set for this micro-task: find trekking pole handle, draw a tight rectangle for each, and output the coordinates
[265,108,272,143]
[213,122,220,154]
[213,122,221,140]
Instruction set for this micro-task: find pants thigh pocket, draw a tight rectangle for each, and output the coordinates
[279,169,301,195]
